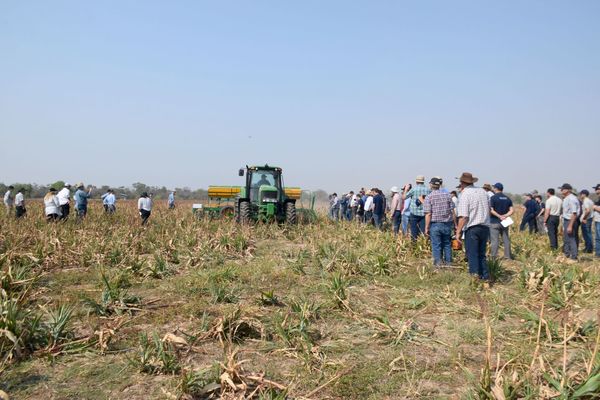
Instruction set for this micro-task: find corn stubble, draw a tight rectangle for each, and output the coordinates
[0,203,599,399]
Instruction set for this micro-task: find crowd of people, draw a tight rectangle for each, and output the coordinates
[3,183,178,225]
[329,174,600,285]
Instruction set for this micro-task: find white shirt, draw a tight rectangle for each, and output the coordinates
[562,193,580,220]
[44,195,60,216]
[545,195,562,216]
[138,197,152,211]
[57,187,71,206]
[15,193,24,206]
[364,196,374,212]
[581,197,594,222]
[3,190,13,206]
[350,194,358,207]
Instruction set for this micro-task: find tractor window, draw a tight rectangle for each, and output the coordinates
[252,171,274,188]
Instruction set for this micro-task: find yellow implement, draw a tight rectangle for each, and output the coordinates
[284,187,302,200]
[208,186,241,198]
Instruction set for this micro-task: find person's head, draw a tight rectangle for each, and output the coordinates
[559,183,573,196]
[457,172,478,189]
[415,175,425,185]
[594,184,600,196]
[450,190,458,197]
[390,186,399,194]
[349,191,354,195]
[332,192,337,197]
[141,192,148,198]
[535,195,542,202]
[493,183,504,193]
[77,182,84,189]
[8,185,14,190]
[579,189,589,199]
[17,188,23,193]
[405,183,412,191]
[49,187,57,193]
[261,174,267,179]
[482,183,492,192]
[524,193,532,200]
[429,177,442,190]
[64,182,71,188]
[547,188,555,197]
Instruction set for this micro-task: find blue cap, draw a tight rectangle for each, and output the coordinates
[493,182,503,191]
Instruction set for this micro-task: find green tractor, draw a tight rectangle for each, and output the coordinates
[236,165,298,224]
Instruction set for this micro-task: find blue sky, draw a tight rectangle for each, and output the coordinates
[1,1,598,193]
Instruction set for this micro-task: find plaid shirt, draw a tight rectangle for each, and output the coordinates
[423,190,454,222]
[457,186,490,229]
[405,184,431,216]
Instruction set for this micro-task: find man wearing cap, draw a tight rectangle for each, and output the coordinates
[57,183,72,220]
[489,183,514,260]
[74,183,93,220]
[579,190,594,254]
[424,177,456,266]
[403,175,431,241]
[389,186,403,235]
[455,172,491,283]
[593,184,600,258]
[482,183,494,199]
[543,188,563,250]
[560,183,580,261]
[3,185,14,217]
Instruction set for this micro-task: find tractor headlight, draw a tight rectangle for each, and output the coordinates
[262,198,277,203]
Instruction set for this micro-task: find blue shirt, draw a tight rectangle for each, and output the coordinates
[168,193,175,204]
[373,194,385,216]
[523,199,539,217]
[405,184,431,216]
[74,189,90,208]
[103,193,116,205]
[490,193,513,224]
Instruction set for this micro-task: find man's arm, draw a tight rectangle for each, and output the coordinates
[456,216,467,239]
[425,212,431,235]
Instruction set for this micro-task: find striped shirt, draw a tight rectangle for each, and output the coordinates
[423,190,455,222]
[457,186,490,229]
[405,184,431,216]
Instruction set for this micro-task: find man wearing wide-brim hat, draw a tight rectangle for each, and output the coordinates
[559,183,580,262]
[455,172,492,286]
[403,175,431,241]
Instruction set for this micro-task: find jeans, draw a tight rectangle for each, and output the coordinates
[465,225,490,280]
[141,209,151,225]
[546,215,560,249]
[520,214,537,233]
[596,221,600,257]
[330,207,339,221]
[373,213,383,230]
[580,218,593,253]
[77,205,87,219]
[489,223,512,259]
[391,210,402,235]
[430,222,453,265]
[401,213,410,234]
[364,211,373,224]
[15,206,26,218]
[409,215,425,241]
[563,218,578,260]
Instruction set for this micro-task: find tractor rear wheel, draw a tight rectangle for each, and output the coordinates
[238,201,251,224]
[285,202,297,224]
[220,206,235,218]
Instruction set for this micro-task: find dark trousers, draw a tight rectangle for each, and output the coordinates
[563,218,579,260]
[465,225,490,280]
[15,206,26,218]
[409,215,425,241]
[580,218,593,253]
[59,204,70,220]
[546,215,560,249]
[391,210,402,235]
[520,214,537,233]
[140,209,151,225]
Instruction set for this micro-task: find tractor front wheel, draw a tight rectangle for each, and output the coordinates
[285,202,297,225]
[238,201,251,224]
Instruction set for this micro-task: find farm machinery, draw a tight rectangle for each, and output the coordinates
[193,164,316,224]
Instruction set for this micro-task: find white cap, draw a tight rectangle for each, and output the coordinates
[390,186,399,193]
[65,182,71,187]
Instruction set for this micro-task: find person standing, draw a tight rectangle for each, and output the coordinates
[519,194,539,233]
[592,184,600,258]
[14,188,26,218]
[363,191,374,224]
[57,183,72,220]
[138,192,153,225]
[329,193,339,221]
[372,189,385,230]
[559,183,580,262]
[43,188,61,221]
[102,189,116,214]
[424,177,456,266]
[3,185,14,216]
[168,191,176,210]
[482,183,494,199]
[349,191,358,221]
[488,183,514,260]
[543,188,562,250]
[579,190,595,254]
[74,183,92,220]
[389,186,403,235]
[403,176,431,241]
[455,172,491,284]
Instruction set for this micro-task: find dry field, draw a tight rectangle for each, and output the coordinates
[1,201,599,399]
